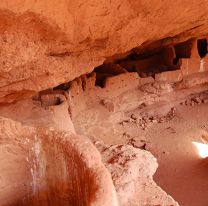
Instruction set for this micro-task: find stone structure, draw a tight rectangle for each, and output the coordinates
[0,1,208,206]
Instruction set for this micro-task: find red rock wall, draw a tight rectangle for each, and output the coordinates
[1,1,208,101]
[0,117,118,206]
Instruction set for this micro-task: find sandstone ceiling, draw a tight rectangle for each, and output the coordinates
[0,0,208,101]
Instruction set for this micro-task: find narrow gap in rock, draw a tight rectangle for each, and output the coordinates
[197,38,207,58]
[54,82,71,91]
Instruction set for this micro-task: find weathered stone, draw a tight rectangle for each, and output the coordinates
[104,72,140,97]
[140,76,155,85]
[155,70,183,82]
[1,1,208,99]
[175,71,208,89]
[181,40,208,76]
[96,143,179,206]
[0,117,118,206]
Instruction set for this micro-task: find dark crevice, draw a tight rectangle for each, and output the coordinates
[102,46,181,78]
[197,39,207,58]
[41,38,206,92]
[174,39,194,58]
[173,57,180,65]
[54,82,71,91]
[48,51,72,57]
[94,43,185,86]
[95,73,112,88]
[94,63,126,87]
[81,75,87,91]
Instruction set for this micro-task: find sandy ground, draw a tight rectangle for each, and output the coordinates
[122,102,208,206]
[74,85,208,206]
[119,99,208,206]
[150,103,208,206]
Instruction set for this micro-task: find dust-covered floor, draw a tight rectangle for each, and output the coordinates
[121,95,208,206]
[74,84,208,206]
[116,89,208,206]
[150,104,208,206]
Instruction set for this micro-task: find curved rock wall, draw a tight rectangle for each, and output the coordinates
[0,117,118,206]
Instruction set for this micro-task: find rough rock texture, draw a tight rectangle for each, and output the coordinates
[0,93,75,132]
[1,1,208,206]
[95,142,179,206]
[1,1,208,100]
[0,117,118,206]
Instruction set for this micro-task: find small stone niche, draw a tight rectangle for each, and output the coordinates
[197,38,207,58]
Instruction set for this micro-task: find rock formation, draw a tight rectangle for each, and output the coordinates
[96,142,179,206]
[0,117,118,206]
[1,1,208,100]
[1,1,208,205]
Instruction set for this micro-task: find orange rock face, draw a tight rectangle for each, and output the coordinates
[96,142,179,206]
[1,1,208,206]
[0,117,118,206]
[0,1,208,98]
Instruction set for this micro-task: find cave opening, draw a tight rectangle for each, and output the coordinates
[197,38,208,58]
[93,43,185,87]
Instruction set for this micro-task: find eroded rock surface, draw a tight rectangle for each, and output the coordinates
[95,142,179,206]
[1,1,208,206]
[1,1,208,99]
[0,117,118,206]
